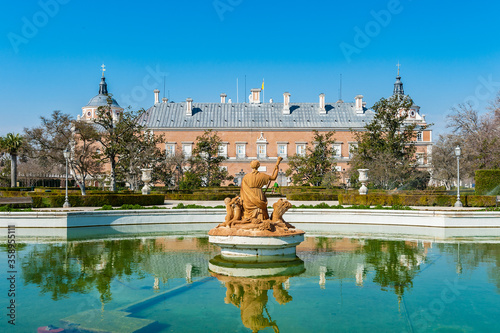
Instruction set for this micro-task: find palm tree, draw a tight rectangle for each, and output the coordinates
[0,133,24,187]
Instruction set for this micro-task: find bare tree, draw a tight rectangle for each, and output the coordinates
[24,111,101,195]
[431,134,461,189]
[447,103,500,175]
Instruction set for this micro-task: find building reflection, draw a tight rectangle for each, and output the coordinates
[20,235,500,309]
[209,255,305,333]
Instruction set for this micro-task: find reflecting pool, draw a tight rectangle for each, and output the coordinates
[1,234,500,332]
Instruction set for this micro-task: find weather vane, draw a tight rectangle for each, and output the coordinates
[101,64,106,77]
[397,62,401,76]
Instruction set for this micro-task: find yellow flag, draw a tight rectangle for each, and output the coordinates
[261,79,264,90]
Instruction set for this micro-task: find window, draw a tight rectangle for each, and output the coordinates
[417,153,424,165]
[218,144,227,157]
[348,143,358,159]
[333,144,342,158]
[182,144,192,158]
[278,144,287,158]
[417,132,423,142]
[296,144,306,156]
[236,144,246,158]
[166,144,175,157]
[257,144,267,158]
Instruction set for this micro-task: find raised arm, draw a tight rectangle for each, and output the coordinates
[269,157,283,181]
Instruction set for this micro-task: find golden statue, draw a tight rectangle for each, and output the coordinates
[211,158,302,236]
[240,158,282,221]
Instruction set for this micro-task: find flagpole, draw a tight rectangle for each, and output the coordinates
[236,78,239,103]
[263,78,264,103]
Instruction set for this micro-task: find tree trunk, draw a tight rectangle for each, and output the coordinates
[110,158,117,192]
[10,153,17,187]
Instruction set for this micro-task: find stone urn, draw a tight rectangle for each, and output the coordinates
[141,168,152,195]
[358,169,369,195]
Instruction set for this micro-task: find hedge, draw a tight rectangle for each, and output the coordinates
[339,193,497,207]
[165,192,237,200]
[30,194,165,208]
[287,192,339,201]
[475,170,500,195]
[0,187,32,191]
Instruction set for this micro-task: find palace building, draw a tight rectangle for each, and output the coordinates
[80,70,432,186]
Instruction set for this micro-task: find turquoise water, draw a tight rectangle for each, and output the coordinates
[1,235,500,332]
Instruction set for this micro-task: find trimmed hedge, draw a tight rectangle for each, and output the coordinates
[287,192,339,201]
[339,193,497,207]
[467,195,497,207]
[165,192,237,200]
[476,170,500,195]
[30,194,165,208]
[0,187,32,191]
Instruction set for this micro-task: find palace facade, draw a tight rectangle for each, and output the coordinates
[80,71,433,186]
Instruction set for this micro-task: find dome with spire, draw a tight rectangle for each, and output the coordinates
[81,70,123,121]
[393,64,405,96]
[85,76,121,108]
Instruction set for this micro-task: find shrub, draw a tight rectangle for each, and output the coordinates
[475,170,500,195]
[34,194,165,208]
[339,193,462,207]
[173,203,225,209]
[0,187,32,191]
[466,195,496,207]
[287,192,339,201]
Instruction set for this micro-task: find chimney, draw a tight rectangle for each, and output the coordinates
[269,98,273,103]
[283,92,291,115]
[228,98,232,103]
[162,97,168,103]
[220,93,227,103]
[186,98,193,116]
[154,89,160,104]
[355,95,364,114]
[319,93,326,114]
[250,88,261,104]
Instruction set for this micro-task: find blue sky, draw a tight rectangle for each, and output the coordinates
[1,0,500,137]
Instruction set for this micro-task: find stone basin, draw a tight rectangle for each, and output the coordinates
[208,231,305,262]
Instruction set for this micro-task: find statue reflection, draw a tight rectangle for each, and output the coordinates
[209,256,305,333]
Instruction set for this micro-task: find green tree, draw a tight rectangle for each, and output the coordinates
[93,98,162,192]
[188,130,232,187]
[349,95,429,189]
[0,133,24,187]
[285,130,338,186]
[0,154,11,186]
[115,129,165,191]
[155,153,187,189]
[24,110,101,195]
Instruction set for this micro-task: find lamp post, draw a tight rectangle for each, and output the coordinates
[454,145,462,207]
[63,148,71,208]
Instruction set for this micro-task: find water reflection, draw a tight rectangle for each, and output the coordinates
[209,255,305,333]
[20,237,218,303]
[16,236,500,307]
[7,235,500,332]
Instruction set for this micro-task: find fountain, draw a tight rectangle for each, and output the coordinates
[208,158,305,261]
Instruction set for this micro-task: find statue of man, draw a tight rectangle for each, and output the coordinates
[240,158,282,221]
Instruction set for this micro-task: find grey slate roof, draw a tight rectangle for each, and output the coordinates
[85,94,121,108]
[141,102,375,130]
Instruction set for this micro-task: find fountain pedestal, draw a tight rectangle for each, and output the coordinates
[208,230,304,262]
